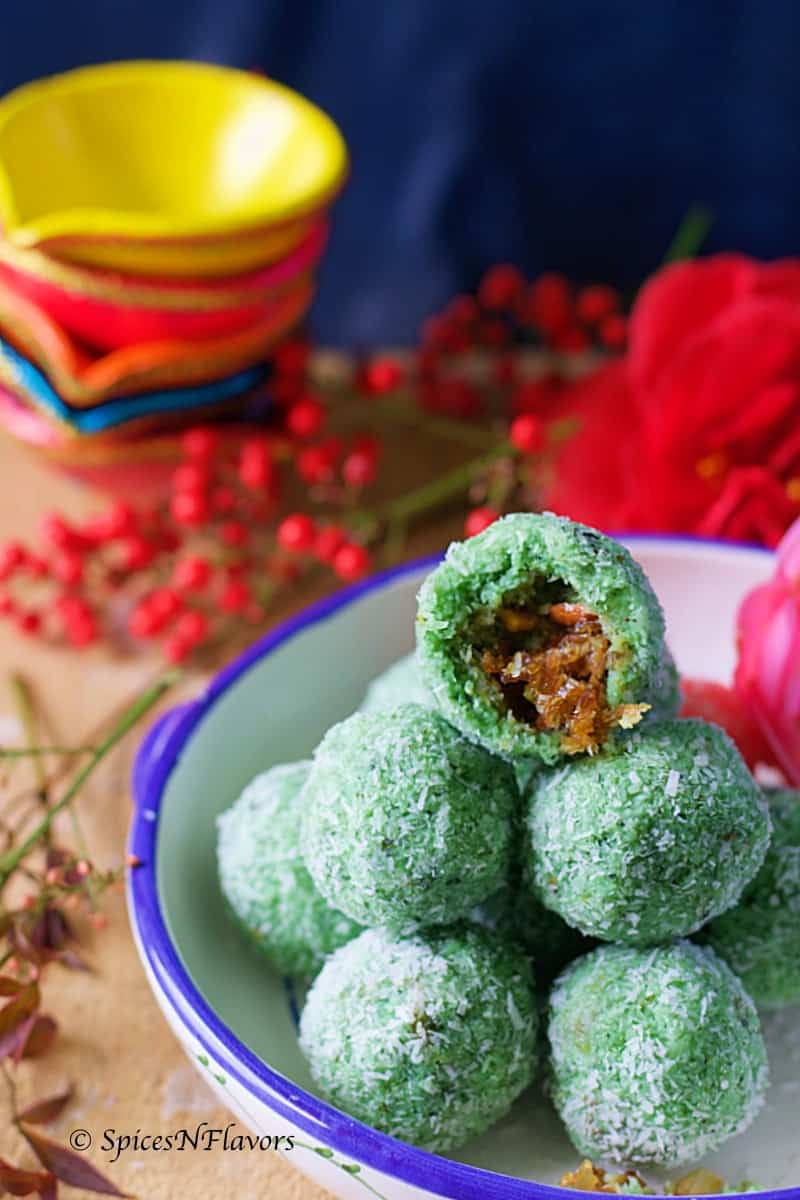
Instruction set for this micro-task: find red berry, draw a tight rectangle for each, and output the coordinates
[181,427,220,460]
[271,375,303,404]
[353,431,381,456]
[52,551,84,586]
[163,633,193,664]
[416,348,440,379]
[479,318,511,348]
[296,438,342,485]
[447,295,479,325]
[220,579,251,613]
[170,491,210,527]
[158,529,182,554]
[66,616,98,647]
[18,610,42,636]
[0,592,15,616]
[175,609,209,644]
[80,513,113,544]
[120,536,156,571]
[511,378,554,415]
[104,501,137,538]
[464,507,499,538]
[314,525,347,563]
[478,265,524,310]
[56,594,89,620]
[273,339,310,376]
[212,486,238,515]
[173,556,212,591]
[128,604,160,639]
[172,462,210,493]
[332,542,370,581]
[239,459,270,489]
[241,433,270,457]
[524,273,572,336]
[360,357,404,395]
[40,514,77,550]
[286,394,325,438]
[238,450,274,491]
[509,413,545,455]
[0,546,23,582]
[277,513,316,552]
[221,520,248,547]
[421,314,468,353]
[245,602,266,624]
[576,284,619,324]
[553,325,591,353]
[149,587,182,622]
[598,313,628,348]
[25,555,49,579]
[342,450,378,488]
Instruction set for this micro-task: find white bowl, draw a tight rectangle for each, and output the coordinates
[128,535,798,1199]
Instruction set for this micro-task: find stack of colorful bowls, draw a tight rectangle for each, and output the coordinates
[0,60,347,492]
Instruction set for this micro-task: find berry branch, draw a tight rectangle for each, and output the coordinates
[0,266,627,668]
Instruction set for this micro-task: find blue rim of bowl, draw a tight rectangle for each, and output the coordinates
[128,533,792,1200]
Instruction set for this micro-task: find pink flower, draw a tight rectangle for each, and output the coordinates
[734,516,800,783]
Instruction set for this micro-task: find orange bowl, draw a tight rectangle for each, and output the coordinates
[0,278,313,405]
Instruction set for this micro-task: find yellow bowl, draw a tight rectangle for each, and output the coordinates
[0,60,348,273]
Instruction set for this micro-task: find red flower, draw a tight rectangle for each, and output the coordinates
[546,255,800,544]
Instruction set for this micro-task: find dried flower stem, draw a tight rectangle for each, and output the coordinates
[10,676,49,804]
[0,672,178,891]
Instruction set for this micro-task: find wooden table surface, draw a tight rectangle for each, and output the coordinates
[0,425,461,1198]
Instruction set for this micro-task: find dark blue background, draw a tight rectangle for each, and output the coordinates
[2,1,798,345]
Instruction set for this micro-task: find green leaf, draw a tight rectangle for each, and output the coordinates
[663,205,713,264]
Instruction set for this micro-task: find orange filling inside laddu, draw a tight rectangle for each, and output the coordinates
[479,598,648,754]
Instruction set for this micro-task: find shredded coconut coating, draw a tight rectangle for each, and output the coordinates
[300,703,517,930]
[360,650,431,713]
[526,719,771,944]
[416,512,672,765]
[299,924,538,1152]
[707,786,800,1008]
[548,941,769,1167]
[216,762,362,978]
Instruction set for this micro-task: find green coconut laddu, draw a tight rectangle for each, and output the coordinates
[300,923,538,1153]
[300,702,518,932]
[526,718,771,945]
[706,785,800,1008]
[416,512,674,765]
[216,761,362,979]
[548,941,768,1167]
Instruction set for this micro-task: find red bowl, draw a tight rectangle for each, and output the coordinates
[0,260,315,352]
